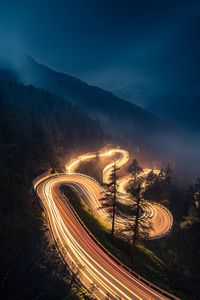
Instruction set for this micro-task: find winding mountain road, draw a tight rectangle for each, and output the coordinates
[34,148,176,299]
[65,148,173,239]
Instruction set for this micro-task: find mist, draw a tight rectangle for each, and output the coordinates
[152,131,200,183]
[0,45,199,186]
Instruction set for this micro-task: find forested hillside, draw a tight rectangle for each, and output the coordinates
[0,49,168,145]
[0,75,104,299]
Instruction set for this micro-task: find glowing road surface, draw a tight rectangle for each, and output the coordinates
[65,148,173,239]
[34,148,176,299]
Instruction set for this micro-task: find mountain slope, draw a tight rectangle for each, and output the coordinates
[0,75,104,299]
[145,92,200,132]
[0,48,168,146]
[110,81,200,133]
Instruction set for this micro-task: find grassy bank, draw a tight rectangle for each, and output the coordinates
[62,186,187,299]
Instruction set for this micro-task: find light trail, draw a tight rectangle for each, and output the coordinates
[35,147,176,299]
[65,148,173,239]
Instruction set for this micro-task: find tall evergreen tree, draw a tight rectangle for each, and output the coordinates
[142,170,159,201]
[194,177,200,208]
[123,180,152,258]
[146,170,157,185]
[190,177,200,219]
[143,165,174,206]
[161,165,174,206]
[100,163,120,237]
[128,159,143,182]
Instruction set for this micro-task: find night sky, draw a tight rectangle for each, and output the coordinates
[0,0,199,104]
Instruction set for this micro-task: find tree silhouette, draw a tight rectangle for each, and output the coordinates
[100,163,120,237]
[123,179,152,260]
[142,170,159,201]
[146,170,157,185]
[194,177,200,209]
[143,165,174,206]
[189,177,200,219]
[128,159,143,182]
[0,76,105,299]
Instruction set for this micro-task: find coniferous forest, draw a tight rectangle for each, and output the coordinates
[0,75,104,299]
[0,1,200,299]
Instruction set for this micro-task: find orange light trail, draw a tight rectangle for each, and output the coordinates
[34,148,176,299]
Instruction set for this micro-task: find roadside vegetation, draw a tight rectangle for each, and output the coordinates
[1,74,200,300]
[0,76,104,299]
[64,158,200,300]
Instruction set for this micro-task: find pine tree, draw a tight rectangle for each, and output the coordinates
[143,165,174,205]
[161,165,174,206]
[100,163,120,237]
[142,170,159,201]
[191,177,200,219]
[128,159,143,182]
[146,170,157,185]
[124,180,152,259]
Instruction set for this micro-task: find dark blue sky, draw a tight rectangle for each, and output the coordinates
[0,0,199,97]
